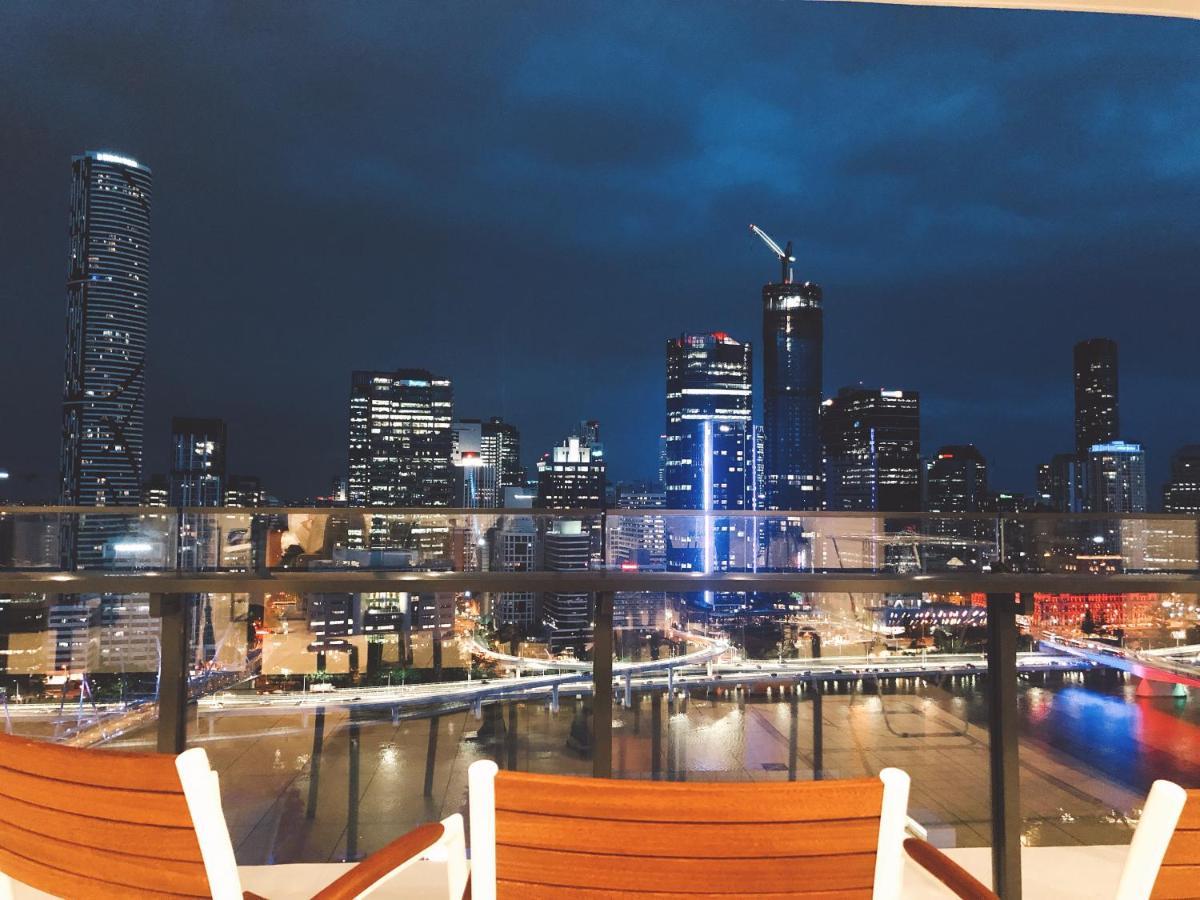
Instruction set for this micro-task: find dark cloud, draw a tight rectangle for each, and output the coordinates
[1,1,1197,500]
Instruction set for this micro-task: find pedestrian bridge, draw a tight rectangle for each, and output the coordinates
[1036,632,1200,693]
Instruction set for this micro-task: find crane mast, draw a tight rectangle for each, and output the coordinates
[749,224,795,284]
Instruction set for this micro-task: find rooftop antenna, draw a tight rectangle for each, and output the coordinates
[749,224,795,284]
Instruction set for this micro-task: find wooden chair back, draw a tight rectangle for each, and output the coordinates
[0,732,211,898]
[489,769,890,898]
[1153,788,1200,899]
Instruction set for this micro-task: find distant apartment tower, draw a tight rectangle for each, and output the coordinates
[1087,441,1147,513]
[924,445,988,513]
[1074,338,1119,456]
[1163,446,1200,514]
[490,515,538,627]
[347,369,453,545]
[169,417,226,506]
[59,151,152,565]
[541,520,593,653]
[822,387,921,512]
[762,274,823,511]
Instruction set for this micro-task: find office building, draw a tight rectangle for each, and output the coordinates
[490,515,539,627]
[482,417,524,500]
[664,332,753,613]
[59,151,152,566]
[1074,338,1119,456]
[541,520,592,653]
[821,387,921,512]
[452,419,499,508]
[1163,446,1200,514]
[225,475,266,508]
[169,417,226,506]
[535,435,606,510]
[141,474,169,507]
[924,445,989,513]
[347,369,453,547]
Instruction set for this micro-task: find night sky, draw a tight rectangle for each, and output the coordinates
[2,2,1198,503]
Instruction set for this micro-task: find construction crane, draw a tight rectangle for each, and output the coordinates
[749,224,794,284]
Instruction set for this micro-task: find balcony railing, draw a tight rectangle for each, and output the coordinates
[2,507,1199,898]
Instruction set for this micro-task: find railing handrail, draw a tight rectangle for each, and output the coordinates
[3,569,1200,595]
[2,504,1199,521]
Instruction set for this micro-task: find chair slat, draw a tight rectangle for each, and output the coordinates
[0,764,194,827]
[495,809,880,858]
[494,772,884,823]
[1173,790,1200,831]
[1151,864,1200,900]
[495,846,877,894]
[1161,829,1200,867]
[0,733,184,791]
[0,792,203,862]
[497,881,871,900]
[0,844,205,900]
[0,816,209,895]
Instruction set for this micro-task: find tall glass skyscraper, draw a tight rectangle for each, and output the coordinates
[59,151,152,567]
[762,279,823,510]
[1074,338,1119,457]
[664,333,753,612]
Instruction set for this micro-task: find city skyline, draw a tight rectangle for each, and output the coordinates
[2,3,1199,501]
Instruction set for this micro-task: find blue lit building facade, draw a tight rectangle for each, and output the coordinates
[59,151,152,567]
[664,333,753,613]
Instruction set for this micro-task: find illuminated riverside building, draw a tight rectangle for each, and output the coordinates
[821,387,921,512]
[347,369,453,548]
[664,333,753,614]
[59,151,152,567]
[924,444,989,569]
[1074,338,1119,456]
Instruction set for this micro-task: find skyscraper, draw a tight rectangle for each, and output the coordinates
[535,435,606,510]
[821,387,921,512]
[169,417,227,506]
[541,520,592,653]
[1163,446,1200,514]
[59,151,152,565]
[924,444,988,513]
[664,333,753,612]
[481,417,524,500]
[762,272,823,511]
[1074,338,1119,456]
[347,369,453,546]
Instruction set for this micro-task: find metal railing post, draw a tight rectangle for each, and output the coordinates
[151,593,188,755]
[592,591,614,778]
[986,591,1023,899]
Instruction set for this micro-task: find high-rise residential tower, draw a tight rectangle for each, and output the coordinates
[59,151,152,565]
[1087,440,1147,513]
[821,387,921,512]
[1074,338,1119,456]
[761,266,823,511]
